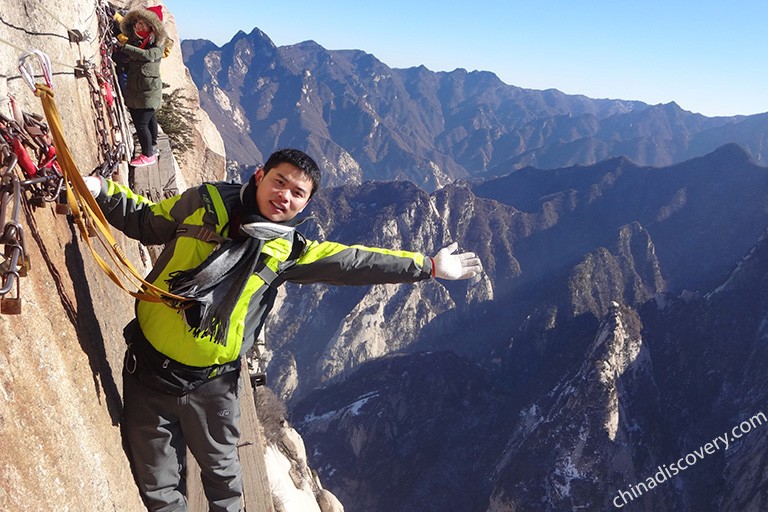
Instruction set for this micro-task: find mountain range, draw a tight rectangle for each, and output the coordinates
[182,28,768,191]
[178,26,768,512]
[256,144,768,511]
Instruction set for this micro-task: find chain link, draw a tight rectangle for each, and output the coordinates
[71,1,131,178]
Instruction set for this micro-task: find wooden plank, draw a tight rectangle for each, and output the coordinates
[129,134,178,202]
[186,452,209,511]
[185,359,274,512]
[237,357,275,512]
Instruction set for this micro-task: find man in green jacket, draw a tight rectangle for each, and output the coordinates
[86,148,481,511]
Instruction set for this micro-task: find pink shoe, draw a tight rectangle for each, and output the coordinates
[129,154,156,167]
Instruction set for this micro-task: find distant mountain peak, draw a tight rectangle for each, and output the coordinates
[287,39,325,51]
[182,26,768,187]
[229,27,275,48]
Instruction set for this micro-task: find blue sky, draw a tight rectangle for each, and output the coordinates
[162,0,766,117]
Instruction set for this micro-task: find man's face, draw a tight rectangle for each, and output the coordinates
[255,163,313,222]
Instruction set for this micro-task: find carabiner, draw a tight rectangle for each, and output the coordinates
[18,50,53,92]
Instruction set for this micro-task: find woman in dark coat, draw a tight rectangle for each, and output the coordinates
[118,5,172,167]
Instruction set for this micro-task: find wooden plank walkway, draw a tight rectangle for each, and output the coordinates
[128,133,178,197]
[130,134,274,511]
[186,358,275,512]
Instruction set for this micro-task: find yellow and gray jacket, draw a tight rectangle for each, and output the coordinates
[97,179,433,369]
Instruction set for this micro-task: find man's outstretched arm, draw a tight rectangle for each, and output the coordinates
[283,239,482,286]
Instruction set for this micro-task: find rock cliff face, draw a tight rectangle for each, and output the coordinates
[293,351,511,512]
[155,4,226,186]
[269,147,768,512]
[487,304,676,512]
[0,211,143,512]
[1,2,150,509]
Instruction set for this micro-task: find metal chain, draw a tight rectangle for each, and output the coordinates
[77,60,113,171]
[99,0,131,165]
[78,0,130,177]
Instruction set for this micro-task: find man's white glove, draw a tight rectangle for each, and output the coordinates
[431,242,482,280]
[83,176,102,198]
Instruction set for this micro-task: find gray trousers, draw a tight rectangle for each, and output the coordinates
[122,366,244,512]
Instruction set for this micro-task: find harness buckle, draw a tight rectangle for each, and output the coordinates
[125,350,137,374]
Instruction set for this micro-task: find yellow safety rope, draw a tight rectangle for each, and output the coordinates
[33,83,189,307]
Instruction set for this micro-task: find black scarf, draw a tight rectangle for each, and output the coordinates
[166,178,302,346]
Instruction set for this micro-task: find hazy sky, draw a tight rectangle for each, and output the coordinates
[162,0,766,117]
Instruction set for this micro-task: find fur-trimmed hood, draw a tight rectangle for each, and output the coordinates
[120,8,171,48]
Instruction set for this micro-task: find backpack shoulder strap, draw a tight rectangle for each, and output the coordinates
[255,231,307,289]
[254,260,281,288]
[175,183,231,244]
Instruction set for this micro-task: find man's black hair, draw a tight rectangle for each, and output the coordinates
[263,148,321,198]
